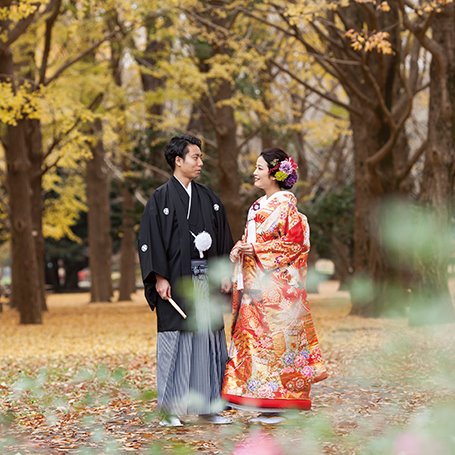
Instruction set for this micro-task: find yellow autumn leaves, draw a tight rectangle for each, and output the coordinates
[0,293,156,361]
[345,29,393,55]
[0,82,42,126]
[0,0,48,23]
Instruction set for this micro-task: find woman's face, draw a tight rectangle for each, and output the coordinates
[253,155,279,192]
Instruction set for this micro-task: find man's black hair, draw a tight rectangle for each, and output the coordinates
[164,134,202,170]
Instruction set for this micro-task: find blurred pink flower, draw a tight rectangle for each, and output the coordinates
[393,432,434,455]
[233,431,284,455]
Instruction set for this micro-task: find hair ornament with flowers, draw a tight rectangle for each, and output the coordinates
[269,157,299,189]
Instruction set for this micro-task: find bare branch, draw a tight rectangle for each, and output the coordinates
[39,0,62,84]
[397,139,428,183]
[236,6,298,39]
[44,27,125,86]
[235,126,262,152]
[398,0,451,116]
[309,21,347,53]
[42,94,104,175]
[4,11,36,46]
[270,59,361,116]
[289,88,347,120]
[275,8,375,109]
[104,156,150,206]
[365,96,413,171]
[308,136,342,189]
[181,8,232,39]
[360,54,394,127]
[41,150,65,175]
[398,0,442,64]
[122,153,170,181]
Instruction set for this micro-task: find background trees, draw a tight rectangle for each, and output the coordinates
[1,0,453,324]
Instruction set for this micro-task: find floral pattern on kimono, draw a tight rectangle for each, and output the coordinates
[222,191,328,409]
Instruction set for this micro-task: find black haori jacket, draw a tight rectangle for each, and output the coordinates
[138,177,233,332]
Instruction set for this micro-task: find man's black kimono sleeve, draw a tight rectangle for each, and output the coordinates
[138,195,169,311]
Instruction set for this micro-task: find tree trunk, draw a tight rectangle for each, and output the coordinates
[5,122,43,323]
[118,181,136,300]
[109,28,136,301]
[18,40,48,311]
[338,4,414,317]
[26,118,47,311]
[187,58,219,187]
[331,235,353,288]
[186,57,242,238]
[190,3,243,240]
[64,259,87,291]
[45,257,61,292]
[86,118,113,302]
[411,6,455,325]
[1,48,42,324]
[213,79,243,240]
[349,102,408,317]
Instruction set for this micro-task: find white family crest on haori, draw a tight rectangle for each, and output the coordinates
[213,204,220,211]
[141,244,148,252]
[163,207,169,215]
[191,231,212,258]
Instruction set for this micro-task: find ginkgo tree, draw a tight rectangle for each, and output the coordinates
[0,0,129,322]
[1,0,55,323]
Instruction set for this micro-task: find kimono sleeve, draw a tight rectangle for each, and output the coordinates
[253,200,309,271]
[138,195,169,310]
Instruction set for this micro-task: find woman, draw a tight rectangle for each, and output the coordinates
[221,148,328,423]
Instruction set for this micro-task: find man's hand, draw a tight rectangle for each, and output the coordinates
[155,274,171,300]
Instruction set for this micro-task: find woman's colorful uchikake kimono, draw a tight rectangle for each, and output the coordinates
[222,191,328,410]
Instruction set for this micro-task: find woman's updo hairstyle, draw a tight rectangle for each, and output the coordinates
[260,148,298,190]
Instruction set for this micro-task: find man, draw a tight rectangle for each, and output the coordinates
[138,134,233,426]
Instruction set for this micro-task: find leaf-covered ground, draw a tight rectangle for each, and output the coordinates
[1,284,454,454]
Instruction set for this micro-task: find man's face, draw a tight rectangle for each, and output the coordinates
[175,144,203,180]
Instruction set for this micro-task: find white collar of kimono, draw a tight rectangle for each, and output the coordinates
[246,190,293,243]
[174,176,212,257]
[261,190,293,206]
[174,176,192,219]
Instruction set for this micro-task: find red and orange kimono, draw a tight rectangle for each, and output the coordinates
[222,191,328,410]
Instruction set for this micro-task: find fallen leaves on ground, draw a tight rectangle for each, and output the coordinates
[1,288,454,454]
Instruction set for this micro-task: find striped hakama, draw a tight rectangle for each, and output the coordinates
[156,259,228,415]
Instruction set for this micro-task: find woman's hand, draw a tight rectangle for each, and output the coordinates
[229,241,242,262]
[238,242,254,256]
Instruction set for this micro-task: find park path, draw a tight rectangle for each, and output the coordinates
[1,285,454,454]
